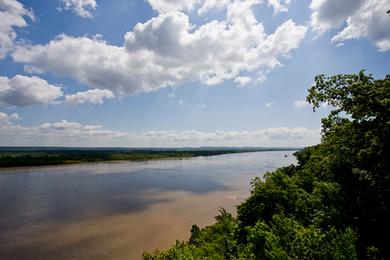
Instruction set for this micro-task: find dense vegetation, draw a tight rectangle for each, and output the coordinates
[0,147,297,167]
[143,71,390,259]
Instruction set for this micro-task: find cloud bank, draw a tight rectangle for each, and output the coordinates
[0,117,320,147]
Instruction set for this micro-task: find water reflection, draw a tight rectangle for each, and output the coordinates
[0,151,296,259]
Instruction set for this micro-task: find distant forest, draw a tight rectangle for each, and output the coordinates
[0,147,298,167]
[144,71,390,259]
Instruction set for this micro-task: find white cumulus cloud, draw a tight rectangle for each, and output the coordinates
[147,0,199,13]
[147,0,292,15]
[196,103,207,109]
[310,0,390,51]
[13,2,307,96]
[267,0,291,14]
[234,76,252,87]
[0,75,63,106]
[60,0,97,18]
[65,89,114,105]
[294,100,308,109]
[0,111,20,125]
[0,0,34,59]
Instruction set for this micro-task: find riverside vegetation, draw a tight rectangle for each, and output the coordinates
[143,71,390,259]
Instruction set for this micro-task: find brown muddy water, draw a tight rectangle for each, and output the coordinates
[0,151,296,259]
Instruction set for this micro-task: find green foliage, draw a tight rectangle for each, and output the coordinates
[144,71,390,259]
[244,215,357,259]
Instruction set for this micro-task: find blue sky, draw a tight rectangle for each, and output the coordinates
[0,0,389,147]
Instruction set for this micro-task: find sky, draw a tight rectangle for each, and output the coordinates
[0,0,389,147]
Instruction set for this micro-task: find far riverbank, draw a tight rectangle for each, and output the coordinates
[0,147,299,168]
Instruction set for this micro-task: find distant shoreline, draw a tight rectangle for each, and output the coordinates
[0,147,299,168]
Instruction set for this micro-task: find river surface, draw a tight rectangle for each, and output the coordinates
[0,151,296,259]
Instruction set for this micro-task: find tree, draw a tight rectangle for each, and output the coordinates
[306,71,390,258]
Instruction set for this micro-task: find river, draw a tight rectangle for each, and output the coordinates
[0,151,296,259]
